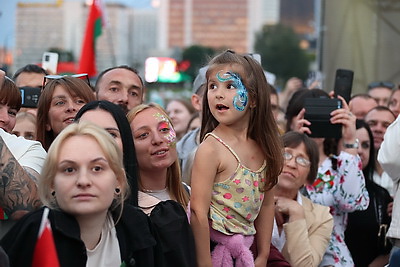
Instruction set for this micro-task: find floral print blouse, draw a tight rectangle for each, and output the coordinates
[305,151,369,266]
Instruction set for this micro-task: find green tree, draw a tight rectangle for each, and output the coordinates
[254,24,309,87]
[182,45,215,81]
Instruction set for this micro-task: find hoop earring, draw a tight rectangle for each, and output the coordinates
[115,188,121,194]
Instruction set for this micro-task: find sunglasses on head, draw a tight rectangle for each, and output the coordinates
[368,81,395,90]
[42,73,90,89]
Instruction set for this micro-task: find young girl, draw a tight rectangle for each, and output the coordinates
[190,50,283,267]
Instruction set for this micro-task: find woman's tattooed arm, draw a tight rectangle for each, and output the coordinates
[0,137,41,220]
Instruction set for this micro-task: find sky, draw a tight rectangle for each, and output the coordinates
[0,0,153,49]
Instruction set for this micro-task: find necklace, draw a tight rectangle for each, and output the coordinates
[142,187,168,193]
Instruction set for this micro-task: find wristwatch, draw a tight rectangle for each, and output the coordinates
[344,138,359,149]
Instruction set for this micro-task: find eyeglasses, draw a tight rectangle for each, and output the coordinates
[368,81,395,90]
[283,151,310,167]
[42,73,90,89]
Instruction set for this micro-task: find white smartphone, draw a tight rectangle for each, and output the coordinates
[42,52,59,74]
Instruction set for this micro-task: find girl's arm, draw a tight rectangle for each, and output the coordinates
[190,141,219,267]
[254,187,275,267]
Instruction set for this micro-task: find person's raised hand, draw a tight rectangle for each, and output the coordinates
[284,77,303,94]
[330,95,356,145]
[292,108,312,135]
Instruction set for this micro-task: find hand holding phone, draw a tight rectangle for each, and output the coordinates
[304,97,342,139]
[42,52,59,74]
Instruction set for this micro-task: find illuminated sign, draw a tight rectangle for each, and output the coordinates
[145,57,185,83]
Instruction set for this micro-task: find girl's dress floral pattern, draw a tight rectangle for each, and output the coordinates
[305,151,369,266]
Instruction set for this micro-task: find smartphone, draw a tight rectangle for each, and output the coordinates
[19,87,41,108]
[42,52,59,74]
[334,69,353,104]
[304,97,342,139]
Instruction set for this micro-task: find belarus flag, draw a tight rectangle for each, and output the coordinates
[78,0,104,77]
[32,208,60,267]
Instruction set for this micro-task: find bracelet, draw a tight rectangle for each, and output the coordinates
[343,138,359,149]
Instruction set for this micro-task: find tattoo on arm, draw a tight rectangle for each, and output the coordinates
[0,137,41,220]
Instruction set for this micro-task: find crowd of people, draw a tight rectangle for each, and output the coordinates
[0,49,399,267]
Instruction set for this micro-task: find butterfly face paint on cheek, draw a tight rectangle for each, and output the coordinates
[216,71,248,111]
[153,113,177,146]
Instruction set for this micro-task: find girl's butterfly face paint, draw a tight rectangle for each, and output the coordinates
[153,112,177,146]
[216,71,248,111]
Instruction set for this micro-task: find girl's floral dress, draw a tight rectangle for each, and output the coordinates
[305,151,369,266]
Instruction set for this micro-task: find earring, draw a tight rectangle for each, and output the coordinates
[51,191,55,196]
[115,188,121,194]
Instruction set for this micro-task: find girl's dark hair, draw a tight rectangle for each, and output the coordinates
[282,131,319,184]
[355,119,375,181]
[75,100,139,206]
[200,50,283,190]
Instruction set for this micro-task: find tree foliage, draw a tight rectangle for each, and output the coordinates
[182,45,215,81]
[254,24,310,86]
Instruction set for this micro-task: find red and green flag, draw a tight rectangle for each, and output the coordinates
[78,0,104,77]
[32,208,60,267]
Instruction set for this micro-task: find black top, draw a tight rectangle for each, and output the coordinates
[345,180,393,266]
[0,206,159,267]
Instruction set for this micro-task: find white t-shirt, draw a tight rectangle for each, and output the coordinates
[86,214,121,267]
[0,128,46,174]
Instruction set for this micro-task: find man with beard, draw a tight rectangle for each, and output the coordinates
[95,65,145,113]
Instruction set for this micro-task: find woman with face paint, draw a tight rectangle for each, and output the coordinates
[127,103,196,267]
[127,103,189,210]
[190,50,284,267]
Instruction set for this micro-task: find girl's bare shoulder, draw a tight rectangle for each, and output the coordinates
[196,135,221,157]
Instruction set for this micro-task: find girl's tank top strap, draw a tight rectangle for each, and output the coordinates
[204,132,241,163]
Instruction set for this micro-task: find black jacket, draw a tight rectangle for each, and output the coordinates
[0,205,159,267]
[149,200,196,267]
[346,180,393,266]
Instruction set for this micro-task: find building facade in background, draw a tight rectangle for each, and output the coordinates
[12,1,159,75]
[160,0,280,54]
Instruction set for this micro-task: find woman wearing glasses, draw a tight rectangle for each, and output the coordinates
[285,89,369,267]
[272,131,333,267]
[36,76,95,150]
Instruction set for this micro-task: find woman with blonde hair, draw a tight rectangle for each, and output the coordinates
[12,111,37,140]
[127,103,190,210]
[127,103,195,267]
[1,121,159,266]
